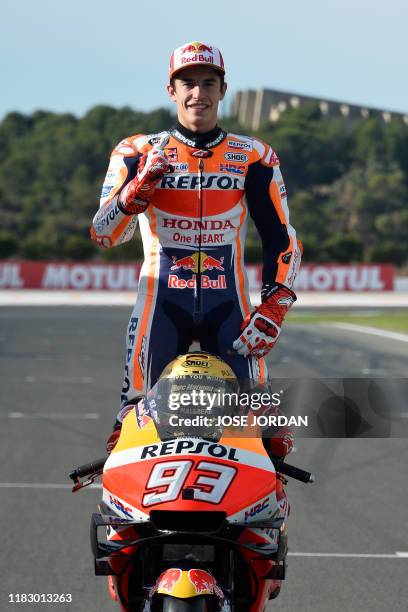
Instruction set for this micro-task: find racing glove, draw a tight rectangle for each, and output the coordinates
[106,404,134,453]
[106,423,122,454]
[118,136,170,215]
[266,426,294,458]
[233,283,296,358]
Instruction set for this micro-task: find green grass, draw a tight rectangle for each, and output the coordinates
[287,310,408,334]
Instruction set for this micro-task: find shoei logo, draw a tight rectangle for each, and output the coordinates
[224,152,248,162]
[182,359,209,367]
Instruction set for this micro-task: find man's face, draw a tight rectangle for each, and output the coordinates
[167,66,227,133]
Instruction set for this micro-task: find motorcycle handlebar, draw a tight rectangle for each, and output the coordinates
[69,456,107,482]
[277,461,315,483]
[68,455,315,485]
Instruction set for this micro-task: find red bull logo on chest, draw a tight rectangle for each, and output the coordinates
[170,251,224,273]
[168,251,226,290]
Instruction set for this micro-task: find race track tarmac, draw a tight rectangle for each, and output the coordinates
[1,307,407,611]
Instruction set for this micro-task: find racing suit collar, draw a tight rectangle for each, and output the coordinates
[170,121,227,149]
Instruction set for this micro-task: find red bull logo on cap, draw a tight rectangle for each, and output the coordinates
[182,41,213,55]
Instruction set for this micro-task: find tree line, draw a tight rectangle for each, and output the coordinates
[0,104,407,266]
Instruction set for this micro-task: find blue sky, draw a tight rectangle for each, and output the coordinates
[1,0,407,119]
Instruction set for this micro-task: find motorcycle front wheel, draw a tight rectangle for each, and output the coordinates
[161,595,209,611]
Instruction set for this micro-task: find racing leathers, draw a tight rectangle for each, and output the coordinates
[91,122,301,406]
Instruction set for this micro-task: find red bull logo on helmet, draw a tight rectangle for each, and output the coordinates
[157,568,182,593]
[188,569,223,597]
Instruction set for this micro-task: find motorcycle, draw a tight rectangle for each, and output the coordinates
[70,374,314,611]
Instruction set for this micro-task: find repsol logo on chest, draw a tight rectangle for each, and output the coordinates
[141,440,239,462]
[160,174,241,190]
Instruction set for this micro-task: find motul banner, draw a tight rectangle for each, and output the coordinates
[0,261,395,291]
[0,261,142,290]
[246,264,394,291]
[294,264,394,291]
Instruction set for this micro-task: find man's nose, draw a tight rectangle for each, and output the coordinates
[191,83,204,97]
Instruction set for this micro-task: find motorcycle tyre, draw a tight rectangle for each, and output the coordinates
[161,595,209,611]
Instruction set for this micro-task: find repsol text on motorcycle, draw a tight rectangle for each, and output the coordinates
[140,440,239,461]
[69,360,314,611]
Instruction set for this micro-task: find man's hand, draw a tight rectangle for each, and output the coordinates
[233,284,296,358]
[106,426,121,453]
[106,403,135,453]
[267,426,295,458]
[118,135,170,214]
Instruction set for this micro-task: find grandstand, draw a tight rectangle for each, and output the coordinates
[231,88,408,130]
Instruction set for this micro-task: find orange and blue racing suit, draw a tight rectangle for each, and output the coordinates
[91,123,301,407]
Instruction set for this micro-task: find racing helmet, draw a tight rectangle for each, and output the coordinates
[147,352,239,440]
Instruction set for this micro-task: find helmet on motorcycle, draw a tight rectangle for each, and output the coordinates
[169,41,225,80]
[147,352,239,440]
[160,352,236,380]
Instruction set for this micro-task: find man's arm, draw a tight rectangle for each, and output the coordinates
[90,137,143,249]
[233,142,301,358]
[244,145,301,292]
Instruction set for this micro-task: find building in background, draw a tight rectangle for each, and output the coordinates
[231,88,408,130]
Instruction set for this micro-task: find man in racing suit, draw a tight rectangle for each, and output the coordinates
[92,41,301,601]
[91,40,302,411]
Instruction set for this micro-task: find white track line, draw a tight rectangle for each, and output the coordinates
[324,323,408,343]
[8,412,99,419]
[23,376,94,384]
[2,291,408,308]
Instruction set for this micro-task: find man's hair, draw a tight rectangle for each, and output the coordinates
[170,71,225,91]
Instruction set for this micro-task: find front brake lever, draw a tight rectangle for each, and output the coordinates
[71,471,102,493]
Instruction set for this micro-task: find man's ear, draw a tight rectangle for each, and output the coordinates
[220,81,228,100]
[167,82,177,102]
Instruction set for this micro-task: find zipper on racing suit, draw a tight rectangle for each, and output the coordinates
[193,158,204,325]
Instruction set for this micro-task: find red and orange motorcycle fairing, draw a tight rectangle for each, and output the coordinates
[103,411,276,517]
[102,409,285,610]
